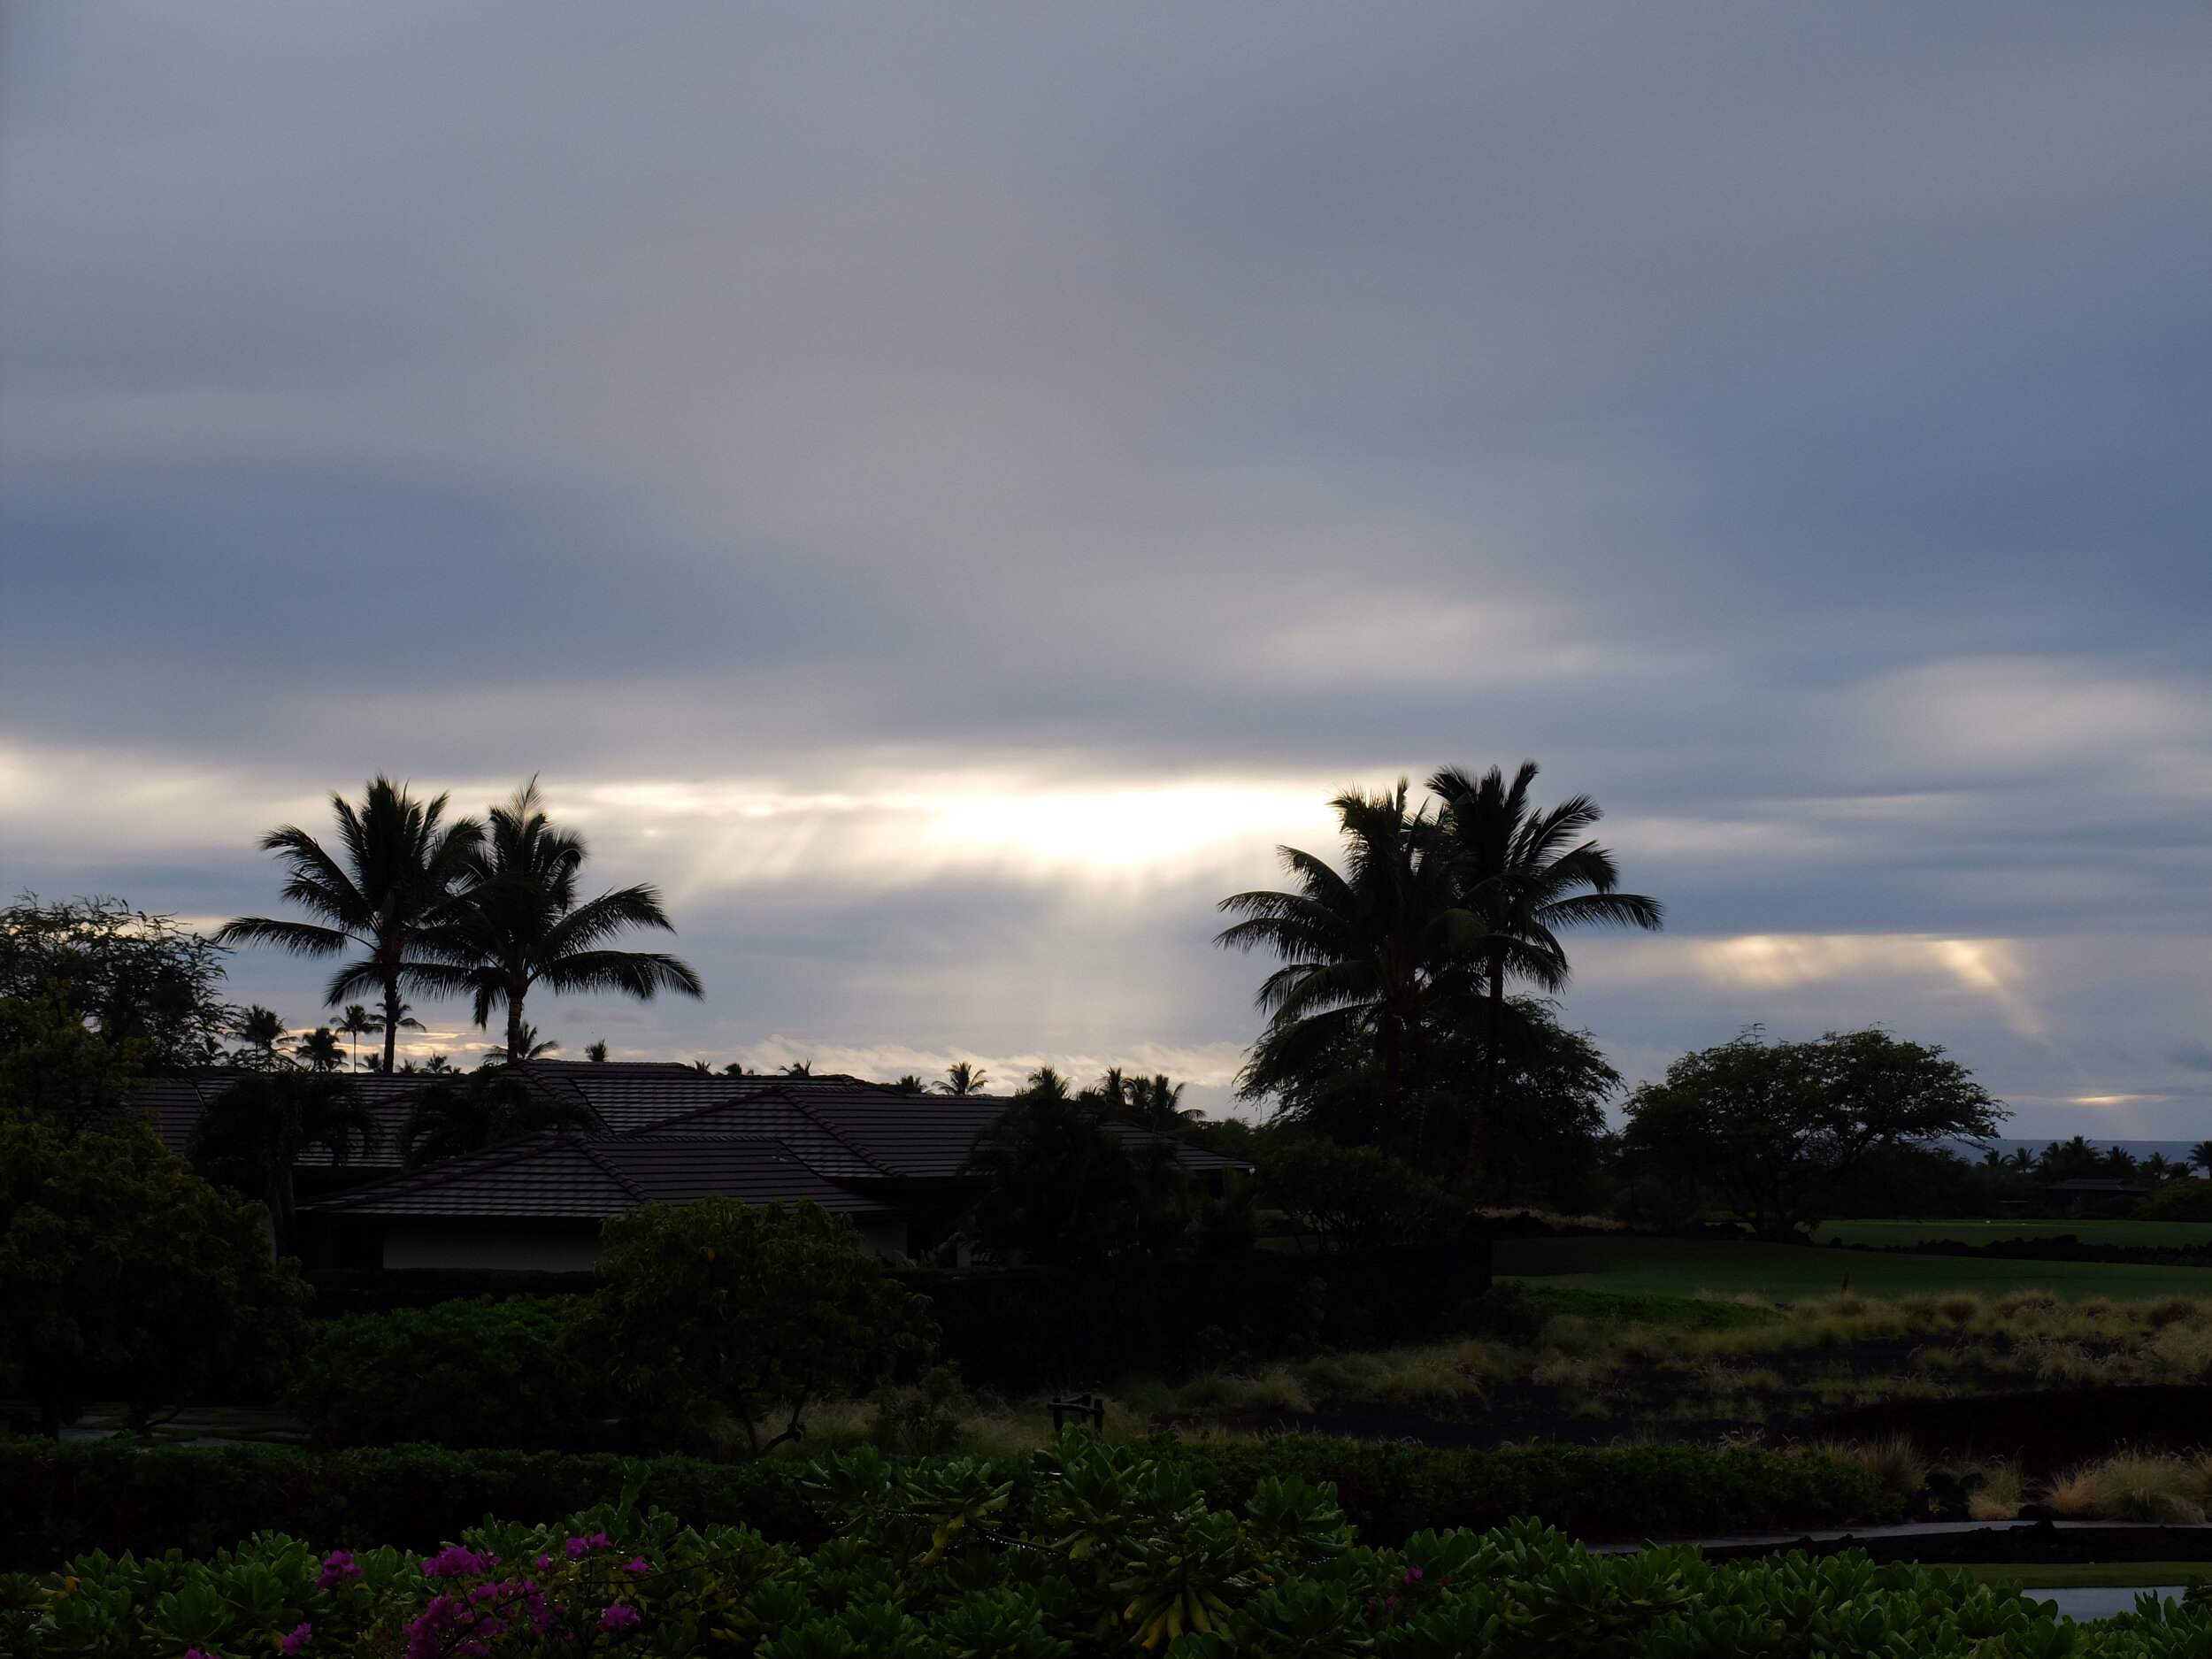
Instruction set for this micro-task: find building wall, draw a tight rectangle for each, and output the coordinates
[380,1213,907,1270]
[856,1212,908,1260]
[382,1227,602,1272]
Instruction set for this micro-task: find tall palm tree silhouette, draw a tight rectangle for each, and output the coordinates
[425,781,703,1062]
[1428,762,1662,1174]
[218,778,482,1073]
[1217,783,1483,1148]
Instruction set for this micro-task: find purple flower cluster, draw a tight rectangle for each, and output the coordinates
[281,1621,315,1654]
[403,1580,555,1659]
[422,1546,500,1580]
[316,1551,361,1591]
[1363,1566,1429,1621]
[396,1532,651,1654]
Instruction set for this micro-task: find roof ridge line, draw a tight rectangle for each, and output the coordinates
[580,1138,650,1203]
[303,1132,564,1211]
[777,1088,897,1179]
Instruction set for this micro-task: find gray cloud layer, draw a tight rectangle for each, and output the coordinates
[5,3,2211,1129]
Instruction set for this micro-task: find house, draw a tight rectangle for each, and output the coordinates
[146,1060,1249,1270]
[2045,1177,2148,1211]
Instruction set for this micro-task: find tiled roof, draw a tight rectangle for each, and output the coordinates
[139,1068,1249,1190]
[302,1135,892,1221]
[623,1087,887,1179]
[141,1072,440,1170]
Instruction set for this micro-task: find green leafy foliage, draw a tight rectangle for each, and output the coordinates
[0,1435,1894,1572]
[290,1297,610,1450]
[2133,1179,2212,1223]
[564,1198,938,1455]
[0,984,151,1133]
[962,1082,1187,1265]
[0,894,235,1075]
[0,1112,306,1439]
[1262,1141,1447,1250]
[1622,1028,2007,1241]
[0,1440,2187,1659]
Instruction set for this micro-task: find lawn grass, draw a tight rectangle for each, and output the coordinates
[1962,1564,2210,1589]
[1817,1219,2212,1249]
[1494,1235,2212,1302]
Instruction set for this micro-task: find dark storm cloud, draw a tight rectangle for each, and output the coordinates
[4,1,2212,1125]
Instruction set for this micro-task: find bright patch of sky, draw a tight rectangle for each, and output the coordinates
[4,2,2211,1131]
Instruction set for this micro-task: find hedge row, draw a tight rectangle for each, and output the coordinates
[2,1448,2113,1659]
[0,1434,1898,1571]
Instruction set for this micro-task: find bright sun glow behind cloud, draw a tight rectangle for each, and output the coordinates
[567,775,1348,901]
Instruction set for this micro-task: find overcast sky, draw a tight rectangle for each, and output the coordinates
[4,3,2210,1132]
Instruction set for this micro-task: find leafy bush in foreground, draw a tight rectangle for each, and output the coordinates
[1,1437,2198,1659]
[0,1435,1897,1571]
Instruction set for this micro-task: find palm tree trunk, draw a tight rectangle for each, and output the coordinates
[506,980,527,1064]
[1466,947,1506,1183]
[381,980,402,1074]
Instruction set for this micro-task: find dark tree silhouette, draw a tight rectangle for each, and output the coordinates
[217,778,483,1073]
[398,1067,601,1169]
[421,781,702,1063]
[1217,783,1482,1148]
[188,1070,380,1246]
[1429,762,1661,1175]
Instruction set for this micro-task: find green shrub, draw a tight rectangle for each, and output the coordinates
[2134,1179,2212,1222]
[565,1198,938,1455]
[0,1440,2185,1659]
[1173,1438,1901,1542]
[0,1441,826,1571]
[289,1297,606,1450]
[0,1432,1896,1572]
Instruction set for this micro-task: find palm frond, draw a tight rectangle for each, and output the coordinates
[213,916,352,956]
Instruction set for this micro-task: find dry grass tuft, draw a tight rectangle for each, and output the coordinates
[1936,1294,1982,1325]
[1994,1290,2061,1318]
[1806,1435,1930,1497]
[2044,1463,2106,1517]
[1967,1460,2025,1521]
[2095,1453,2208,1525]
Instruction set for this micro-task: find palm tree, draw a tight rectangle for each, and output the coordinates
[397,1067,603,1170]
[292,1027,345,1072]
[1217,783,1482,1149]
[586,1040,610,1063]
[217,778,483,1074]
[423,781,703,1063]
[336,1003,377,1071]
[1094,1069,1188,1132]
[779,1059,813,1077]
[1427,762,1663,1176]
[188,1071,380,1247]
[507,1022,559,1061]
[365,1000,426,1067]
[2191,1141,2212,1178]
[233,1005,287,1066]
[935,1062,989,1096]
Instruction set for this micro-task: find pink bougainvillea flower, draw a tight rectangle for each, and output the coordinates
[423,1546,498,1579]
[280,1622,314,1654]
[621,1556,652,1576]
[535,1554,554,1571]
[316,1551,360,1590]
[564,1532,613,1559]
[1402,1567,1424,1584]
[599,1603,641,1632]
